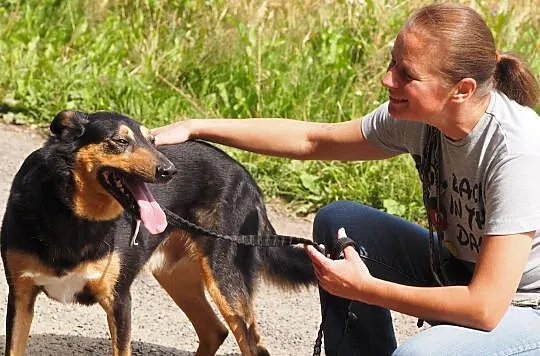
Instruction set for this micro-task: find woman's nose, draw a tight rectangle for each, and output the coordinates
[381,70,396,89]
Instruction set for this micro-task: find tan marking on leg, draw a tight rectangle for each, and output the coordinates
[7,278,38,356]
[98,296,119,355]
[86,254,129,356]
[249,323,270,356]
[151,230,268,355]
[97,295,131,356]
[199,256,262,356]
[85,252,122,298]
[151,231,229,355]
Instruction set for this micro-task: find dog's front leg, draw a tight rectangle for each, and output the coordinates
[4,279,40,356]
[99,292,132,356]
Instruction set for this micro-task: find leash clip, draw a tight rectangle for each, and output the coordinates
[130,219,141,247]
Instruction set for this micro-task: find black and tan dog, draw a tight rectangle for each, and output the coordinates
[1,110,316,356]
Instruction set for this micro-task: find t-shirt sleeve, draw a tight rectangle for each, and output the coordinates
[361,102,422,155]
[485,154,540,235]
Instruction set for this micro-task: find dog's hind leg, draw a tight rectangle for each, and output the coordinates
[153,256,229,356]
[199,257,269,356]
[98,293,133,356]
[4,280,40,356]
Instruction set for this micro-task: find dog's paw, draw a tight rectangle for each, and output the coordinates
[256,345,270,356]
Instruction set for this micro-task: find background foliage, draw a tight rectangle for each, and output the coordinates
[0,0,538,222]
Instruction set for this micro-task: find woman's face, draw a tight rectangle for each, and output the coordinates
[382,29,453,123]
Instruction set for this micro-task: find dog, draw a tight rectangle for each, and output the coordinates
[1,110,316,356]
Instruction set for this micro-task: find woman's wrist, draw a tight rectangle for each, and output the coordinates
[356,275,383,304]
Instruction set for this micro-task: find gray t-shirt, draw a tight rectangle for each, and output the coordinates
[361,90,540,293]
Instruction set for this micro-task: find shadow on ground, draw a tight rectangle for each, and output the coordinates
[0,334,242,356]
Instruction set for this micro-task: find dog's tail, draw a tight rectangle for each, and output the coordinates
[256,209,317,290]
[259,245,317,290]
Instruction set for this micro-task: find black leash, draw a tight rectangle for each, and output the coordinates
[416,125,450,328]
[162,207,320,249]
[158,207,357,356]
[313,236,359,356]
[421,125,450,287]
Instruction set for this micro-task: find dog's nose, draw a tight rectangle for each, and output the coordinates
[156,162,177,182]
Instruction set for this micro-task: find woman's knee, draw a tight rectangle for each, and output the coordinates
[393,326,452,356]
[313,200,367,245]
[393,324,512,356]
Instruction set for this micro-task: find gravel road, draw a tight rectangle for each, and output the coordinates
[0,122,421,355]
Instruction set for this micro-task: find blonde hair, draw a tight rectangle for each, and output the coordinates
[405,3,538,108]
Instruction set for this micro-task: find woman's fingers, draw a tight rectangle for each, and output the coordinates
[343,245,360,260]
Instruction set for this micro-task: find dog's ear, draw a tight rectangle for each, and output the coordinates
[50,110,89,142]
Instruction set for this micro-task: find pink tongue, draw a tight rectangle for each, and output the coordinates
[124,180,167,234]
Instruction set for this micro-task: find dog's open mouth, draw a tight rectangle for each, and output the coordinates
[98,168,167,235]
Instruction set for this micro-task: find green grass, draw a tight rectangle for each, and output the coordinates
[0,0,538,222]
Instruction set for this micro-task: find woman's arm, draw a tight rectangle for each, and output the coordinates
[307,231,534,331]
[152,118,395,161]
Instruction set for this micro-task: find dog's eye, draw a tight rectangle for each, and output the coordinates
[149,136,156,145]
[114,138,130,146]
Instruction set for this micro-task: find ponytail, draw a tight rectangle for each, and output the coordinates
[495,52,539,108]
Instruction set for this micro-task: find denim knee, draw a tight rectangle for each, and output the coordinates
[313,200,359,245]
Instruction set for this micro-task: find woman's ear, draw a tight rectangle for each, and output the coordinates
[50,110,89,142]
[450,78,477,103]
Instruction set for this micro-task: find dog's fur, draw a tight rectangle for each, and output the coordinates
[1,111,316,356]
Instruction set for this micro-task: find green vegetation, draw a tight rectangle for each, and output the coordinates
[0,0,538,222]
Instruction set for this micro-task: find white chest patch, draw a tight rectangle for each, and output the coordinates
[21,269,103,304]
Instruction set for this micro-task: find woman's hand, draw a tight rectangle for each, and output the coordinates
[305,244,373,301]
[151,121,192,146]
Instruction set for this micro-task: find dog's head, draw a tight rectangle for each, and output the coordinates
[49,110,176,234]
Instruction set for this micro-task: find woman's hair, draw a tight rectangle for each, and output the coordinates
[405,3,538,108]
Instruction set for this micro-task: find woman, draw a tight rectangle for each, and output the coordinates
[152,3,539,355]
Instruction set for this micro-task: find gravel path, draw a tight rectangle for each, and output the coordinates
[0,123,422,355]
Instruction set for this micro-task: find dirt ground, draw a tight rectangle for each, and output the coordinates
[0,122,422,355]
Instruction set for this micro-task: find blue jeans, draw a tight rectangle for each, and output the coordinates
[313,200,540,356]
